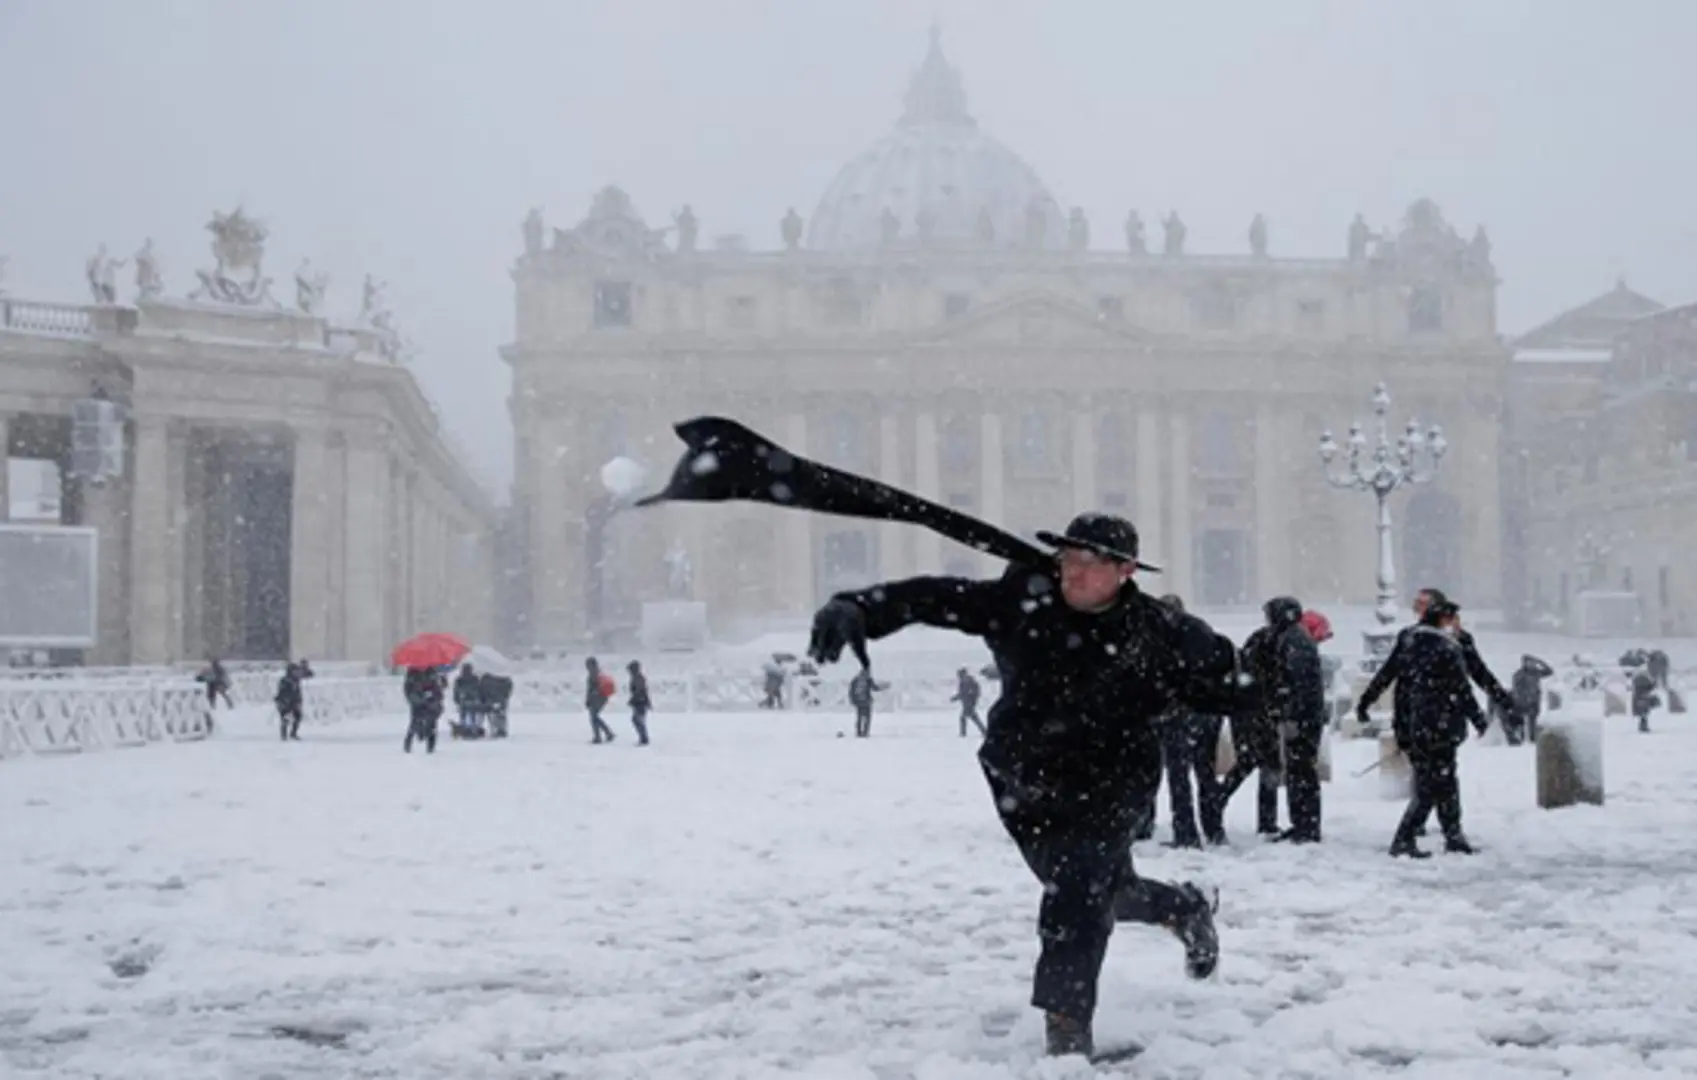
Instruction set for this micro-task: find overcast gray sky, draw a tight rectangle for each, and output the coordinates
[4,1,1694,496]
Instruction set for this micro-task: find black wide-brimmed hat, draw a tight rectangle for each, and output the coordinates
[1036,512,1162,573]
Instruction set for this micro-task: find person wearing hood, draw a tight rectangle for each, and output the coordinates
[453,662,484,739]
[807,512,1231,1059]
[1357,598,1486,857]
[402,664,444,754]
[274,659,312,742]
[1631,663,1661,733]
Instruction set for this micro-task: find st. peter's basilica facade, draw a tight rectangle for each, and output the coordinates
[504,33,1507,646]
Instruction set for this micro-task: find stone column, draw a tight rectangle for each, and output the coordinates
[1135,407,1164,574]
[343,436,389,664]
[1167,410,1194,601]
[288,426,332,660]
[0,413,10,522]
[913,410,942,575]
[1254,403,1291,598]
[878,410,904,578]
[979,409,1004,574]
[127,416,172,665]
[1071,407,1097,511]
[777,412,812,613]
[81,470,130,665]
[182,431,206,659]
[163,422,189,658]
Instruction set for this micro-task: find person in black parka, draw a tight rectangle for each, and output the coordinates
[808,513,1230,1059]
[1151,594,1225,849]
[452,663,484,739]
[951,666,986,737]
[480,672,513,738]
[1259,597,1327,843]
[403,665,444,753]
[1204,624,1284,842]
[626,660,652,745]
[848,668,876,737]
[274,660,312,741]
[1358,599,1487,857]
[1631,664,1661,733]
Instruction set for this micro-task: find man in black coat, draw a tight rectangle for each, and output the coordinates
[1508,655,1554,745]
[626,660,652,745]
[808,513,1229,1059]
[480,672,513,738]
[952,666,986,737]
[402,666,443,754]
[1151,595,1225,849]
[1204,623,1285,843]
[1357,599,1487,857]
[274,660,312,741]
[1259,597,1327,843]
[452,663,484,738]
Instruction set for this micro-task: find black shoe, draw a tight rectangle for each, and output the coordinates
[1444,837,1476,855]
[1205,830,1229,847]
[1389,839,1431,859]
[1281,829,1321,845]
[1163,835,1203,850]
[1168,883,1219,979]
[1044,1012,1093,1058]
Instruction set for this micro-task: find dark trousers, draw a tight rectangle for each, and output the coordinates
[277,705,302,741]
[206,685,233,709]
[986,765,1191,1024]
[1208,720,1282,837]
[1281,725,1323,841]
[1395,745,1463,846]
[1163,715,1223,845]
[404,708,438,753]
[631,706,650,745]
[589,705,614,742]
[1636,709,1651,733]
[854,706,872,737]
[959,705,985,737]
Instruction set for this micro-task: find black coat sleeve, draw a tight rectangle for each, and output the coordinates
[1162,609,1243,715]
[1459,632,1515,715]
[1356,632,1407,713]
[837,571,1014,642]
[1280,631,1327,728]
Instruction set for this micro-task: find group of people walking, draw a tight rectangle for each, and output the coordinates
[584,656,652,746]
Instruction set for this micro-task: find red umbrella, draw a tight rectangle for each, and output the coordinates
[390,631,471,670]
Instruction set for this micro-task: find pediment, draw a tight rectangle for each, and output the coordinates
[913,291,1150,347]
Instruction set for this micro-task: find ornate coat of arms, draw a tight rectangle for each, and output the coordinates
[190,208,276,306]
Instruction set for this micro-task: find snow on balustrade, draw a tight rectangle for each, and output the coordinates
[0,298,95,337]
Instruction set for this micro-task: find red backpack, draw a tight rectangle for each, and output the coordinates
[596,671,616,699]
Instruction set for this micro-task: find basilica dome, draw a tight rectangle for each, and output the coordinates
[806,31,1066,253]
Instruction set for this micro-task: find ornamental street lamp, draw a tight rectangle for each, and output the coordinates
[1317,382,1447,664]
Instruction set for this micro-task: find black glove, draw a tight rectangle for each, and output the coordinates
[1355,704,1371,728]
[808,598,870,670]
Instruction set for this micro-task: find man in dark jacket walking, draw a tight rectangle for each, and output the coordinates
[808,513,1228,1060]
[951,666,986,737]
[402,666,444,753]
[1631,664,1660,733]
[1260,597,1327,843]
[585,657,615,743]
[1358,599,1486,857]
[275,660,312,741]
[1204,622,1285,843]
[626,660,652,745]
[452,663,484,739]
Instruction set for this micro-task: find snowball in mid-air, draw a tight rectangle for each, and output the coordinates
[600,456,648,498]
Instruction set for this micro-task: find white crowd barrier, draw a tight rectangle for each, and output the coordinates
[3,657,1685,763]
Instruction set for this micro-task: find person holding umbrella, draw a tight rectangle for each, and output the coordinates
[391,633,470,755]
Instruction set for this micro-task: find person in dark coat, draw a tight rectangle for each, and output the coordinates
[848,668,876,737]
[1647,648,1671,689]
[452,663,484,739]
[1204,624,1284,842]
[951,666,986,737]
[627,660,652,745]
[480,672,513,738]
[807,513,1228,1059]
[1508,655,1554,745]
[585,657,615,743]
[198,657,234,710]
[1631,664,1660,733]
[402,665,443,753]
[1358,599,1487,857]
[1151,595,1225,849]
[274,660,312,741]
[1261,597,1326,843]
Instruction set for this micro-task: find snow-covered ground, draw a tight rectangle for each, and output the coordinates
[3,702,1696,1079]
